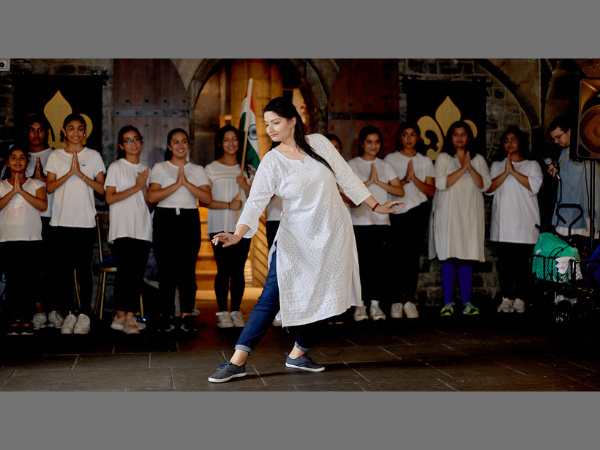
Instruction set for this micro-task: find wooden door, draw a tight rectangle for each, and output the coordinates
[327,59,400,160]
[113,59,190,168]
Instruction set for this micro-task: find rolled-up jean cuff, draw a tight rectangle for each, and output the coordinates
[234,344,253,355]
[294,342,311,353]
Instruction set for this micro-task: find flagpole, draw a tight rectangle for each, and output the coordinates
[236,78,253,222]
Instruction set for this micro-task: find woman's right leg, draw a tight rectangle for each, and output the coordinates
[441,258,458,304]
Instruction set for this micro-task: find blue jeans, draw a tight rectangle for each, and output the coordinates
[235,245,328,355]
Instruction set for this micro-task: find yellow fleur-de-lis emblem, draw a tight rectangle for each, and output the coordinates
[417,96,477,160]
[43,90,93,149]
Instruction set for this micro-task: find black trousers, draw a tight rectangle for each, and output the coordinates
[50,226,96,316]
[494,242,535,300]
[353,225,393,312]
[0,240,42,320]
[389,201,431,303]
[112,237,151,314]
[153,208,200,316]
[210,232,251,312]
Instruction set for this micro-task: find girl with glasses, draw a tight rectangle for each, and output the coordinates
[105,126,152,334]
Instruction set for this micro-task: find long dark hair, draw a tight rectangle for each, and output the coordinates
[117,125,143,160]
[60,113,87,143]
[263,97,333,173]
[164,128,189,161]
[441,121,478,157]
[493,125,532,162]
[357,126,383,157]
[214,125,253,176]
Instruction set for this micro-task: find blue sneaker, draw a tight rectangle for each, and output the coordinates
[440,302,454,317]
[208,362,246,383]
[463,302,480,316]
[285,353,325,372]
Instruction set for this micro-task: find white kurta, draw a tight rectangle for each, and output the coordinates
[428,152,491,262]
[237,134,372,326]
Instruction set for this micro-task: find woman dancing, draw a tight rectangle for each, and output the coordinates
[208,97,402,383]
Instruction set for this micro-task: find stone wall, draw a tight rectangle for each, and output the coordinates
[398,59,538,308]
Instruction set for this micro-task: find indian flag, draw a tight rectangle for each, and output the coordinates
[238,81,260,169]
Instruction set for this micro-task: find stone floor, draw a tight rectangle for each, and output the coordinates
[2,300,600,392]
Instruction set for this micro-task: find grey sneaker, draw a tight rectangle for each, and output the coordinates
[230,311,245,328]
[32,313,48,330]
[208,362,247,383]
[48,310,64,328]
[285,353,325,372]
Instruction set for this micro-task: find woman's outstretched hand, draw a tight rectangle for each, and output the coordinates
[211,232,242,248]
[375,200,404,214]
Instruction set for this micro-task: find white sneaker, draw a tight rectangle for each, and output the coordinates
[512,299,525,313]
[111,316,126,331]
[230,311,245,328]
[391,303,403,319]
[61,313,77,334]
[124,316,140,334]
[48,310,64,329]
[32,313,47,330]
[497,297,514,313]
[404,302,419,319]
[73,314,91,334]
[216,311,234,328]
[370,303,386,321]
[353,306,368,321]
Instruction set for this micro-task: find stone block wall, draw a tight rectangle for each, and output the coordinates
[397,59,537,308]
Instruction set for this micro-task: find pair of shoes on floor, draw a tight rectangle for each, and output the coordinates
[32,313,48,330]
[61,313,90,335]
[111,316,147,334]
[389,302,421,319]
[208,353,325,383]
[48,310,64,328]
[6,319,34,336]
[216,311,245,328]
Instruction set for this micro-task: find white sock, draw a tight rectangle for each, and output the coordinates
[371,300,379,307]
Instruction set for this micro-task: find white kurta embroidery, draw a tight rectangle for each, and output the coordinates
[237,134,372,326]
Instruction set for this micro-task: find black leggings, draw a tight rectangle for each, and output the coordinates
[50,226,96,316]
[210,232,251,312]
[113,238,151,313]
[353,225,393,311]
[389,201,431,303]
[494,242,535,300]
[0,240,42,320]
[153,208,200,317]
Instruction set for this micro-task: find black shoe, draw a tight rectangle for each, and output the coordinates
[181,316,197,333]
[21,321,34,335]
[7,319,21,335]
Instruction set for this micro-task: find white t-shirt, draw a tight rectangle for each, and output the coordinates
[347,156,397,226]
[205,161,254,234]
[104,158,152,242]
[44,147,106,228]
[487,158,543,244]
[0,179,45,241]
[384,151,435,214]
[149,161,210,209]
[25,148,54,218]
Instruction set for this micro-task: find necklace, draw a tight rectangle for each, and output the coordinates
[402,149,417,157]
